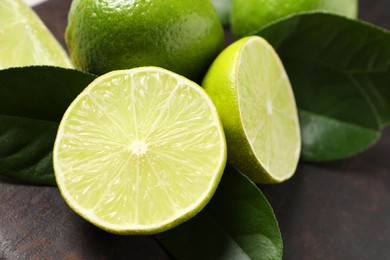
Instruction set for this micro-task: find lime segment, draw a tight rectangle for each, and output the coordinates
[53,67,226,234]
[203,36,301,184]
[0,0,72,69]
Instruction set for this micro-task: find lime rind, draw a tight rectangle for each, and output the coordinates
[53,67,226,234]
[65,0,223,81]
[230,0,358,39]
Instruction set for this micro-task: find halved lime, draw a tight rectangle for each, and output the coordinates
[0,0,72,69]
[202,36,301,184]
[53,67,226,234]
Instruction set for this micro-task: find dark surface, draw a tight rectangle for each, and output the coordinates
[1,0,390,259]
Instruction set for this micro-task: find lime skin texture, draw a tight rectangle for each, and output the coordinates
[66,0,224,82]
[231,0,358,38]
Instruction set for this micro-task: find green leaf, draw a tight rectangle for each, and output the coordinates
[256,12,390,161]
[156,166,282,260]
[285,58,381,161]
[211,0,232,26]
[0,66,96,185]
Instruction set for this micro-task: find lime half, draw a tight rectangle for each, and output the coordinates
[0,0,72,69]
[202,36,301,184]
[53,67,226,234]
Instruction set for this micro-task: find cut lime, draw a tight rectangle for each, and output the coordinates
[0,0,72,69]
[53,67,226,234]
[202,36,301,184]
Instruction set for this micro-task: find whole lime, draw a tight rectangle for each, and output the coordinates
[65,0,224,81]
[231,0,358,38]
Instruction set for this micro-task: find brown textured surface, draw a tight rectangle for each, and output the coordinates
[1,0,390,259]
[261,127,390,259]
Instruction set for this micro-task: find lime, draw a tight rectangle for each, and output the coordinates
[231,0,358,38]
[65,0,224,82]
[202,36,301,184]
[53,67,227,234]
[0,0,72,69]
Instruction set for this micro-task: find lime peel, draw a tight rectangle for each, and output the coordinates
[231,0,358,38]
[65,0,223,81]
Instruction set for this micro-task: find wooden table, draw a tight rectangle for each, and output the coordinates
[1,0,389,259]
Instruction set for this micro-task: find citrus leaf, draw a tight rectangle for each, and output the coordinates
[211,0,232,26]
[256,12,390,161]
[156,166,283,260]
[0,116,57,185]
[285,58,381,161]
[0,66,96,185]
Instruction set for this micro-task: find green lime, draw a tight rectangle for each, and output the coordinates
[53,67,227,234]
[202,36,301,184]
[231,0,358,38]
[65,0,224,82]
[0,0,72,69]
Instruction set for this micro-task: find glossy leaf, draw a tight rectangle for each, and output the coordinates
[156,166,282,260]
[0,66,96,185]
[285,58,381,161]
[256,12,390,161]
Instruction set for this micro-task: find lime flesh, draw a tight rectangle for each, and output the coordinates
[237,38,300,181]
[203,36,301,184]
[53,67,226,234]
[0,0,72,69]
